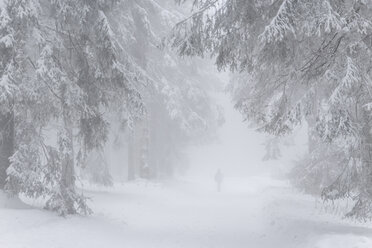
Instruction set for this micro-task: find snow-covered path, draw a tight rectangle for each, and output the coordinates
[1,177,372,248]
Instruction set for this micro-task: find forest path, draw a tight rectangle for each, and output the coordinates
[87,178,372,248]
[1,177,371,248]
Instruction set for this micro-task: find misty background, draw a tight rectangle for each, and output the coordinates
[1,0,372,248]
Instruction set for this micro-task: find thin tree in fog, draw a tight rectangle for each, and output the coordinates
[102,0,223,181]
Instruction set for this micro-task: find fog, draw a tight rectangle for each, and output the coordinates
[1,0,372,247]
[186,92,266,179]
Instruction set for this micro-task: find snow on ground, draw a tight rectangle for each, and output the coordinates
[0,177,372,248]
[1,177,372,248]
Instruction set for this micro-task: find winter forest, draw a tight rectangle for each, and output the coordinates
[1,0,372,247]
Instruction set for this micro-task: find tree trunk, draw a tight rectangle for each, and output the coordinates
[0,111,14,190]
[127,119,149,181]
[306,115,318,154]
[128,130,135,181]
[61,123,75,189]
[60,107,76,214]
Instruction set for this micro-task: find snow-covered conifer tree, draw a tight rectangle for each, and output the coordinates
[0,0,38,190]
[1,0,147,215]
[170,0,372,219]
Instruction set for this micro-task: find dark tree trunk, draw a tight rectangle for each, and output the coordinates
[0,111,14,190]
[59,104,76,214]
[61,124,75,189]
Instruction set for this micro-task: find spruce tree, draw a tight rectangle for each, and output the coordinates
[170,0,372,219]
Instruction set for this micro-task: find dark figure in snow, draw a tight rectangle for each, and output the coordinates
[214,169,223,192]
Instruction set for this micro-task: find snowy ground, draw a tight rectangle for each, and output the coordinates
[1,177,372,248]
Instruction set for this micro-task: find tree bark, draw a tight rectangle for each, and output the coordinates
[59,100,76,214]
[0,111,14,190]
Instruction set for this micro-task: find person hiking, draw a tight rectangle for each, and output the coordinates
[214,169,223,192]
